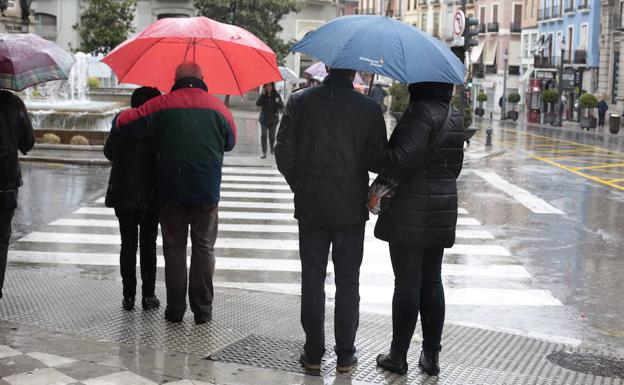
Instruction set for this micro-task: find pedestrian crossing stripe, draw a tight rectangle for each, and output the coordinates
[220,183,292,191]
[17,232,510,256]
[47,219,495,239]
[222,167,282,175]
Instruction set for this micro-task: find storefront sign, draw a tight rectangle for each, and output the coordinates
[562,68,576,89]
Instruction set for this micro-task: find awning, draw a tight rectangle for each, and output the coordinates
[483,39,498,66]
[518,68,534,83]
[470,41,485,64]
[508,41,521,66]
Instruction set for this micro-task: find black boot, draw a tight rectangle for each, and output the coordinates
[376,352,407,375]
[122,296,135,311]
[418,350,440,376]
[142,296,160,310]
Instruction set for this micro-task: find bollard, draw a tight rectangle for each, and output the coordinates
[486,126,493,146]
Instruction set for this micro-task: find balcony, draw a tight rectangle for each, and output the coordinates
[487,22,499,33]
[578,0,589,11]
[478,23,486,34]
[510,22,521,33]
[534,55,560,69]
[429,0,440,5]
[551,5,561,19]
[538,7,550,21]
[564,2,575,13]
[574,49,587,64]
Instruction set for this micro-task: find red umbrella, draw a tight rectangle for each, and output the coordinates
[102,17,282,95]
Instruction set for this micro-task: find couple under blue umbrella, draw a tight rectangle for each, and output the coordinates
[275,15,465,375]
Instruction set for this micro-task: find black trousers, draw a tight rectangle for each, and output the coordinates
[298,219,365,362]
[114,208,159,298]
[388,243,445,357]
[599,113,606,127]
[0,208,15,299]
[260,123,277,154]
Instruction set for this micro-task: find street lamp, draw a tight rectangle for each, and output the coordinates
[557,37,566,127]
[501,48,509,121]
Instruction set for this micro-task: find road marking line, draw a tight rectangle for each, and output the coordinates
[473,170,565,215]
[222,175,286,183]
[17,232,510,255]
[221,191,293,199]
[214,282,562,306]
[221,183,292,191]
[533,156,624,192]
[572,162,624,171]
[48,219,494,239]
[222,167,281,175]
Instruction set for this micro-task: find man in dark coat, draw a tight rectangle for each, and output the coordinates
[0,90,34,299]
[597,99,609,127]
[274,68,387,373]
[104,86,162,312]
[116,62,237,325]
[374,82,464,376]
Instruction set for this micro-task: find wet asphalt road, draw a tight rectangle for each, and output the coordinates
[7,111,624,354]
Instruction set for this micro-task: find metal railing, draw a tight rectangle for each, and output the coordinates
[551,5,560,18]
[564,2,575,13]
[578,0,589,10]
[510,22,521,33]
[478,24,486,34]
[538,7,550,21]
[487,22,499,33]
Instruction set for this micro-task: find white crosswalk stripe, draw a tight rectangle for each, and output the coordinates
[12,164,561,308]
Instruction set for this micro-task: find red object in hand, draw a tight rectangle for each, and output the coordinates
[102,17,283,95]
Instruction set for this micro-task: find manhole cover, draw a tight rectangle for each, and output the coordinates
[208,334,336,377]
[547,351,624,379]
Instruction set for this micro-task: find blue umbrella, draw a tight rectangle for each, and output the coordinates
[291,15,465,85]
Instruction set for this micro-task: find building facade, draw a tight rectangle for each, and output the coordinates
[598,0,624,113]
[534,0,600,119]
[471,0,523,114]
[1,0,30,34]
[519,0,539,111]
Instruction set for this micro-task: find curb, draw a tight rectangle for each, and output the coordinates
[20,156,110,166]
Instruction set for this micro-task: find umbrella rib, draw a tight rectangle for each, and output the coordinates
[118,37,165,84]
[387,18,408,82]
[212,40,243,96]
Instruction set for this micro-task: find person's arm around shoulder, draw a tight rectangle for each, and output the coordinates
[366,103,388,173]
[377,104,434,177]
[274,94,298,191]
[103,115,119,161]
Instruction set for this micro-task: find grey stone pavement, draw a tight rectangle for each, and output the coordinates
[2,108,624,384]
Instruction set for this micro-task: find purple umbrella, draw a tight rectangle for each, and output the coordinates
[304,61,365,84]
[0,33,74,91]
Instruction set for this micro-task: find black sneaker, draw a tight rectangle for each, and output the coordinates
[122,296,135,311]
[376,353,408,375]
[165,314,183,323]
[142,296,160,311]
[194,313,212,325]
[299,352,321,371]
[336,354,358,373]
[260,153,267,159]
[418,350,440,376]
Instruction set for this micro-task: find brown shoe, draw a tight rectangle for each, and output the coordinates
[336,355,358,373]
[299,352,321,371]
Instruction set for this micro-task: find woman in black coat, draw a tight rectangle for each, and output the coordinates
[374,82,464,376]
[256,82,283,158]
[104,86,161,312]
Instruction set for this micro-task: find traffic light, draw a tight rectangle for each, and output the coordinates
[464,17,479,49]
[467,78,473,88]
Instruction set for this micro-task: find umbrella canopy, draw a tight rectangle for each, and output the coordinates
[304,61,365,84]
[0,33,74,91]
[279,66,299,84]
[102,17,282,95]
[292,15,465,85]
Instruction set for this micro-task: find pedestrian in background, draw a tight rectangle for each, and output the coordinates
[0,91,34,300]
[373,82,464,376]
[116,62,237,325]
[104,86,162,312]
[598,98,609,128]
[275,68,387,373]
[256,82,283,159]
[370,82,387,112]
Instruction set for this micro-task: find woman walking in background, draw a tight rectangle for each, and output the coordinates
[104,86,162,311]
[373,82,464,376]
[256,82,283,159]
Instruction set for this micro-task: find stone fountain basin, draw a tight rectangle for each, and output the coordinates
[26,99,127,131]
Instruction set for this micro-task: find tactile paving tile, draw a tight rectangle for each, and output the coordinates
[209,334,336,377]
[0,268,622,385]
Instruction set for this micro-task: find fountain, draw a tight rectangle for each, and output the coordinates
[24,52,128,132]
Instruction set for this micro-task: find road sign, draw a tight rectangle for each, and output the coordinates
[453,10,466,36]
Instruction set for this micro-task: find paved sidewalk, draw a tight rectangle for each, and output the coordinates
[1,267,622,385]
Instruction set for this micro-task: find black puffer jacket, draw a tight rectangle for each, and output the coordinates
[256,90,284,125]
[0,91,34,209]
[374,83,464,247]
[275,74,387,226]
[103,115,157,210]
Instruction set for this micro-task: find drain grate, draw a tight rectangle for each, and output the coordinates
[547,351,624,379]
[208,334,337,377]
